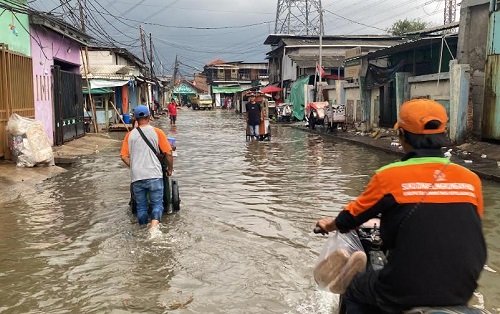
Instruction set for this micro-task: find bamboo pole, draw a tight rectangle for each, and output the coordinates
[80,48,98,133]
[109,100,130,132]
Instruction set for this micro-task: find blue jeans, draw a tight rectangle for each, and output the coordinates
[248,124,259,137]
[132,178,164,225]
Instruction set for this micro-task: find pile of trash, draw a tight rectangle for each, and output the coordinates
[6,114,54,167]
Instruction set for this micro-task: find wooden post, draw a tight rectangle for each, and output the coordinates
[0,47,9,158]
[110,100,130,132]
[105,96,109,130]
[80,48,98,133]
[5,48,13,159]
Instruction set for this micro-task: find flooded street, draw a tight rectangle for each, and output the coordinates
[0,110,499,313]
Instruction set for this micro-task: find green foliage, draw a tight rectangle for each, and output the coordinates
[388,19,428,36]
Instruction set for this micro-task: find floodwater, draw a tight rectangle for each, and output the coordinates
[0,109,499,314]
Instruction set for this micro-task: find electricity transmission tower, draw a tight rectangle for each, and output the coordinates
[444,0,458,24]
[275,0,323,35]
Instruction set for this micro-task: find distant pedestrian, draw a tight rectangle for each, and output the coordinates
[120,105,173,231]
[168,99,178,126]
[246,94,261,140]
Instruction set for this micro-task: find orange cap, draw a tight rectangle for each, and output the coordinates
[394,99,448,134]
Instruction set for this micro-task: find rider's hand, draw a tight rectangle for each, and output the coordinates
[316,217,337,233]
[167,169,173,177]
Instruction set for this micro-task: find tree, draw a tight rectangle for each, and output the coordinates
[388,18,428,36]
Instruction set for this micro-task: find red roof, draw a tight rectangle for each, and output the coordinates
[207,59,226,66]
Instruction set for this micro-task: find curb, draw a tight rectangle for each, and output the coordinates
[290,125,500,183]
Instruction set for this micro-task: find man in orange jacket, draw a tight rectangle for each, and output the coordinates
[316,99,486,313]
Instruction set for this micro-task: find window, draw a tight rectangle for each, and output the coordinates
[94,96,104,109]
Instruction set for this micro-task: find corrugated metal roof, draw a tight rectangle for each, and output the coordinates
[281,37,404,47]
[89,65,139,76]
[364,35,458,60]
[288,55,344,68]
[264,34,404,46]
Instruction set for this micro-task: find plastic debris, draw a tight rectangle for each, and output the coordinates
[481,154,487,159]
[390,141,399,147]
[6,114,54,167]
[484,265,497,273]
[444,149,452,158]
[464,160,473,164]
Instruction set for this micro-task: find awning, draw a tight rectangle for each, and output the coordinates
[89,79,129,89]
[212,86,243,94]
[83,87,114,95]
[173,83,198,94]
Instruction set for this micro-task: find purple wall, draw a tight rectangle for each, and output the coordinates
[30,25,82,145]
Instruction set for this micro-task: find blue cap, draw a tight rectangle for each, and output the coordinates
[133,105,150,118]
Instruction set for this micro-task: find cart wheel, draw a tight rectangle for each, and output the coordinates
[309,113,316,130]
[342,122,348,132]
[323,116,330,132]
[172,180,180,212]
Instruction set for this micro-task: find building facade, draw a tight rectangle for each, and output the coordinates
[30,14,90,145]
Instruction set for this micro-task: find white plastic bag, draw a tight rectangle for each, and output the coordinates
[6,114,54,167]
[313,231,367,294]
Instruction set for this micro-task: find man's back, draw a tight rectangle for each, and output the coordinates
[371,158,486,307]
[121,125,164,182]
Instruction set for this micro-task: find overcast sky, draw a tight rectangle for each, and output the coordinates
[30,0,446,78]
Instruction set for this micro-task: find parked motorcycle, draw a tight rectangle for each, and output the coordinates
[314,221,484,314]
[305,102,328,130]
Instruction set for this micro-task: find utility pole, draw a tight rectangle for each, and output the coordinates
[444,0,457,25]
[139,25,147,63]
[172,55,179,86]
[149,33,154,78]
[78,0,86,32]
[316,4,324,101]
[77,0,98,133]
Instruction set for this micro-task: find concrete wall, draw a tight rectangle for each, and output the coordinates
[0,0,30,56]
[345,84,361,122]
[86,50,114,66]
[370,88,380,128]
[408,73,451,100]
[449,62,471,144]
[282,54,297,81]
[457,0,490,137]
[30,25,82,145]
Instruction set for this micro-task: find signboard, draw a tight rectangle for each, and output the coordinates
[345,47,362,59]
[345,64,361,79]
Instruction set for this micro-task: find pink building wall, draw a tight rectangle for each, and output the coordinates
[30,25,81,145]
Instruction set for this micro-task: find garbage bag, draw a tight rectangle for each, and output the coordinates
[6,113,54,167]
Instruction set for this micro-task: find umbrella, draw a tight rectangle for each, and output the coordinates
[260,85,282,94]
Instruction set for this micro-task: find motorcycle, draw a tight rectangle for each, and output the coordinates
[305,101,328,130]
[313,221,484,314]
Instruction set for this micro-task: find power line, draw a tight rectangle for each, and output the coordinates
[84,7,273,30]
[324,9,387,32]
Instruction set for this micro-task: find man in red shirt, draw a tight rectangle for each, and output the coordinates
[167,99,178,126]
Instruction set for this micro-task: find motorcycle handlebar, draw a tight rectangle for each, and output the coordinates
[313,226,328,235]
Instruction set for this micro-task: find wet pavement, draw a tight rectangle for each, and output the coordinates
[0,109,499,313]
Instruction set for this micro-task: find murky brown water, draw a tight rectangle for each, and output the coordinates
[0,109,499,313]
